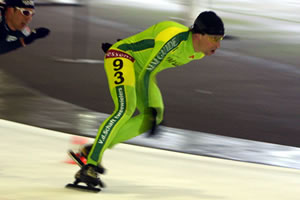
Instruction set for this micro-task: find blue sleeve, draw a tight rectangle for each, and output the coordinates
[0,40,23,55]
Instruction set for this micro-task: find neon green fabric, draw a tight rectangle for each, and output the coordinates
[87,21,205,165]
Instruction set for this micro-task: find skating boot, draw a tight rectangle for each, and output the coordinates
[66,164,104,192]
[68,144,105,174]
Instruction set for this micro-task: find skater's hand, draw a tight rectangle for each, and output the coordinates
[101,39,122,53]
[24,27,50,45]
[147,108,160,138]
[101,42,112,53]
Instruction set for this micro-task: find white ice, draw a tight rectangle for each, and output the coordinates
[0,119,300,200]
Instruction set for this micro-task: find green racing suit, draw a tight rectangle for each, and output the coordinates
[87,21,205,165]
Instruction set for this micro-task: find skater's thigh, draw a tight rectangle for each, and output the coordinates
[104,49,137,116]
[104,49,136,92]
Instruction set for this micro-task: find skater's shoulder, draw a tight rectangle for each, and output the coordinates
[154,20,188,30]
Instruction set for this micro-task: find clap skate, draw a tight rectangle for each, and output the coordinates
[66,164,105,192]
[66,145,106,192]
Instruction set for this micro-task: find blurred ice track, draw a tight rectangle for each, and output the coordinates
[1,119,300,200]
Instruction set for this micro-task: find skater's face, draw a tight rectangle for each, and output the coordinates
[6,7,34,31]
[192,33,223,56]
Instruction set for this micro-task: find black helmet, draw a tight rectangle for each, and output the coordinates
[191,11,224,35]
[5,0,35,8]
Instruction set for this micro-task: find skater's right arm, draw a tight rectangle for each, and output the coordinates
[0,26,50,55]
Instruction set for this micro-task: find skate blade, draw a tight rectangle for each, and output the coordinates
[66,183,101,192]
[68,150,85,167]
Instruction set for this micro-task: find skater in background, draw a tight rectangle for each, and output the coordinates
[0,0,50,55]
[69,11,225,190]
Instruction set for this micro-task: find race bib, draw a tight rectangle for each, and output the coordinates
[105,50,135,87]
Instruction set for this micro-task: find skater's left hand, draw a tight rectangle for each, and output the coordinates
[147,108,160,137]
[24,27,50,45]
[101,42,112,53]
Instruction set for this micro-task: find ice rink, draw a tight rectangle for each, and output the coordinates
[1,119,300,200]
[1,0,300,199]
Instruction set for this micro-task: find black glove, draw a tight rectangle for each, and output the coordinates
[101,42,112,53]
[101,39,122,53]
[147,108,160,138]
[24,27,50,45]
